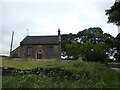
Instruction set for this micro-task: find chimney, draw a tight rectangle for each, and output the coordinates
[58,28,61,59]
[58,28,61,42]
[58,28,60,36]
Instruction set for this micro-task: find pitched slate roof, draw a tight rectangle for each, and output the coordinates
[11,46,20,53]
[20,35,59,45]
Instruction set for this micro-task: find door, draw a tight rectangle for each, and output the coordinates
[37,54,42,59]
[37,50,43,59]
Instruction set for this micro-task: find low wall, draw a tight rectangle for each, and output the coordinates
[0,66,72,76]
[0,66,92,80]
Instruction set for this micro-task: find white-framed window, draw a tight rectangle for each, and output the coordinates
[46,47,53,55]
[27,47,33,55]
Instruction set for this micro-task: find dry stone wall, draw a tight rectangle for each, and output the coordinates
[0,66,72,76]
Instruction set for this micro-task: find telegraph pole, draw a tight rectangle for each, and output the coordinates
[10,31,14,56]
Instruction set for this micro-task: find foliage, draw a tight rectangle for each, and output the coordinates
[66,43,80,59]
[66,41,110,63]
[2,59,120,88]
[77,27,103,44]
[79,42,93,61]
[77,27,115,46]
[105,1,120,61]
[61,33,77,57]
[105,1,120,26]
[61,27,115,61]
[92,43,109,63]
[114,33,120,61]
[79,42,110,63]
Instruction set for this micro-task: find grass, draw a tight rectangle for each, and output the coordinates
[1,57,120,88]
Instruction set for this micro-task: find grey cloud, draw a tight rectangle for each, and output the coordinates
[1,1,118,56]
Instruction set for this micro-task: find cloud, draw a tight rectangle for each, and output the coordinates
[59,11,80,34]
[0,0,115,3]
[58,3,103,34]
[1,0,118,56]
[32,18,58,35]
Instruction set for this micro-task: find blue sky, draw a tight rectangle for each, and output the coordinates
[0,0,119,56]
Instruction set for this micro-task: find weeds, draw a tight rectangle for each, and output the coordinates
[2,58,120,88]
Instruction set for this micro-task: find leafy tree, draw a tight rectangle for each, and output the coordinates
[61,27,115,61]
[77,27,103,44]
[79,42,110,63]
[61,33,77,57]
[93,43,110,63]
[77,27,102,44]
[66,43,80,59]
[77,27,115,48]
[114,33,120,61]
[79,42,93,61]
[105,1,120,61]
[105,1,120,26]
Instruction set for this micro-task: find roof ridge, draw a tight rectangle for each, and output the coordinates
[20,35,59,45]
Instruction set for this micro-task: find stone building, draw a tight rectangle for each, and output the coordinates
[10,29,61,59]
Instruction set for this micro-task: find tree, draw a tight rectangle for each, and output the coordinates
[79,42,93,61]
[77,27,115,48]
[114,33,120,61]
[93,43,110,63]
[77,27,104,44]
[105,1,120,61]
[61,33,77,57]
[79,42,110,63]
[105,1,120,26]
[61,27,115,60]
[66,43,80,59]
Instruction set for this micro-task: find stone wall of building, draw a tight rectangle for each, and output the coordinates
[11,47,20,58]
[18,44,61,59]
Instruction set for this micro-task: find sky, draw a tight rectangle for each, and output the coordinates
[0,0,119,56]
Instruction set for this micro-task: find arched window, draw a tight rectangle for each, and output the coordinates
[37,50,43,54]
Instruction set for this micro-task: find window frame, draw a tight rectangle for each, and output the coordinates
[46,46,53,55]
[27,47,33,55]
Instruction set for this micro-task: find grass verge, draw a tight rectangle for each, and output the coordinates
[1,58,120,88]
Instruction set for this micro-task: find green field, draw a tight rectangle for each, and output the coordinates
[1,57,120,88]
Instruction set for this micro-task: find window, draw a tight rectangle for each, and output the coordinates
[27,47,33,55]
[37,50,43,54]
[13,53,19,58]
[46,47,53,55]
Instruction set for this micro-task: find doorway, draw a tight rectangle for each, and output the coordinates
[37,50,43,59]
